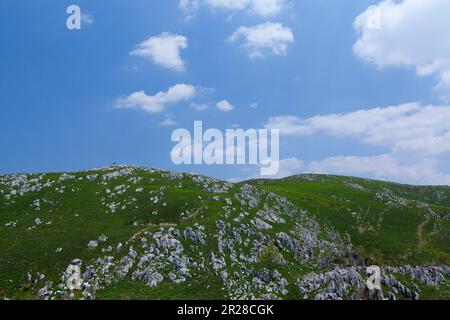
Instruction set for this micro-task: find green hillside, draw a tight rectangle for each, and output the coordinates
[0,166,449,300]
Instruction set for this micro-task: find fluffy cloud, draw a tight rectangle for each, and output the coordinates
[249,0,286,17]
[115,84,196,113]
[216,100,235,112]
[180,0,287,17]
[274,157,304,179]
[229,22,294,58]
[265,103,450,156]
[264,103,450,185]
[131,33,188,72]
[353,0,450,100]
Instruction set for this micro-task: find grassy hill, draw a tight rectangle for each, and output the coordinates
[0,166,449,300]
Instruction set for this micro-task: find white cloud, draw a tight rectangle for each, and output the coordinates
[190,102,210,111]
[249,102,258,108]
[180,0,287,17]
[265,103,450,156]
[81,13,94,25]
[249,0,286,17]
[275,157,304,178]
[229,22,294,58]
[206,0,248,10]
[160,118,178,126]
[216,100,235,112]
[179,0,201,17]
[115,84,196,113]
[232,154,450,185]
[229,157,303,181]
[354,0,450,100]
[264,103,450,185]
[131,33,188,72]
[307,154,450,186]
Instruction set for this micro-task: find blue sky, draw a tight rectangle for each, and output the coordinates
[1,0,450,185]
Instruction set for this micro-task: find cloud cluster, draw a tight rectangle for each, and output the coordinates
[266,103,450,156]
[131,33,188,72]
[235,153,450,185]
[115,1,450,186]
[115,84,196,113]
[229,22,294,58]
[354,0,450,100]
[216,100,235,112]
[264,103,450,185]
[307,154,450,186]
[179,0,287,17]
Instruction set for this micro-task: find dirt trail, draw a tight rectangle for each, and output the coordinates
[417,217,430,249]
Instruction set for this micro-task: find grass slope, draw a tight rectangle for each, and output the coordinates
[0,167,449,300]
[250,175,450,266]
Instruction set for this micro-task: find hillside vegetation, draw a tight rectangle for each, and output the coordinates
[0,166,449,300]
